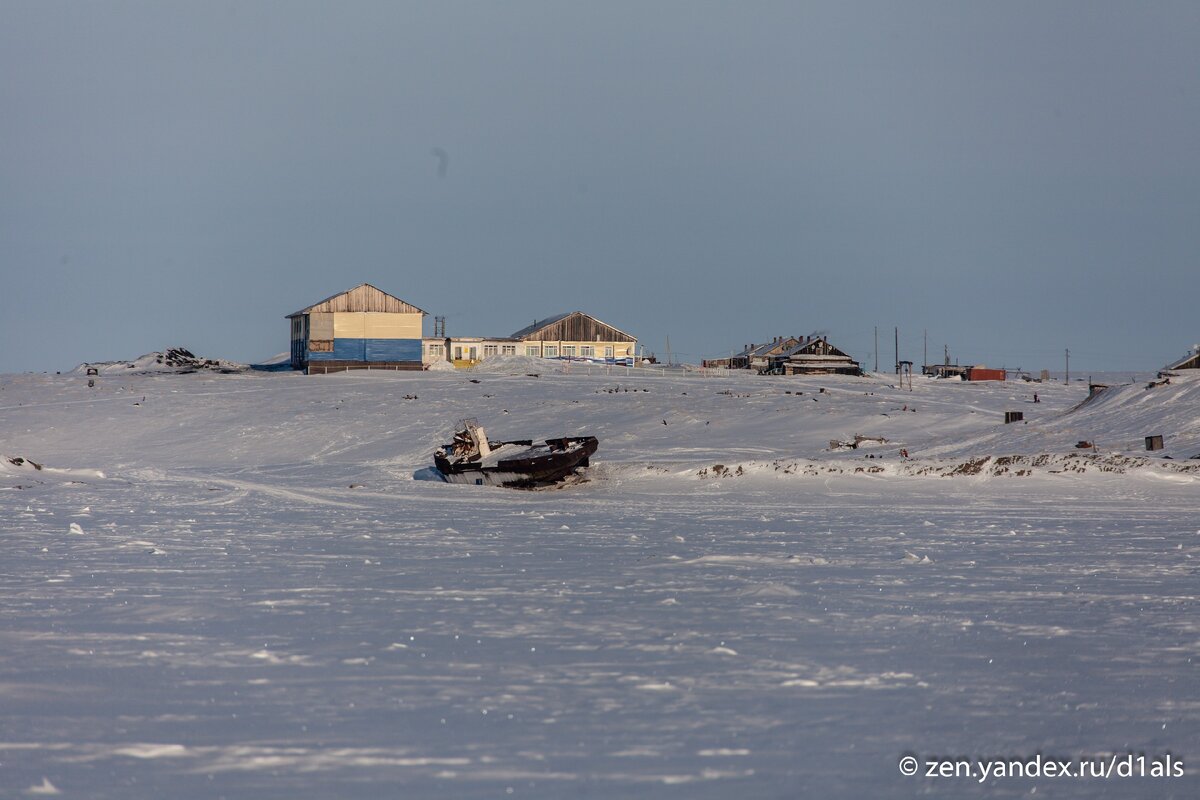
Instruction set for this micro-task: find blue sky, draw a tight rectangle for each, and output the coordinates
[2,1,1198,373]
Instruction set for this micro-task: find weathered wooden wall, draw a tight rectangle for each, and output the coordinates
[296,284,425,315]
[519,313,635,343]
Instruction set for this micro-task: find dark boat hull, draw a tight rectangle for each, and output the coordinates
[434,436,598,488]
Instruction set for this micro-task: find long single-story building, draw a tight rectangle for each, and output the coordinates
[510,312,637,364]
[288,284,426,373]
[422,337,522,368]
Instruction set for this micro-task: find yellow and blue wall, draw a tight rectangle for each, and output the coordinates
[297,311,423,368]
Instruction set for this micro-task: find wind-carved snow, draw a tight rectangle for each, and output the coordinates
[0,368,1196,798]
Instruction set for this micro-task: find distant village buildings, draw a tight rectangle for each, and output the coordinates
[704,336,862,376]
[284,286,1078,380]
[1165,345,1200,371]
[288,284,637,374]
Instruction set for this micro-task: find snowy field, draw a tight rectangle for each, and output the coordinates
[1,362,1197,798]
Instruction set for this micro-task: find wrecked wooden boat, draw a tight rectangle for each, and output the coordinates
[433,419,598,488]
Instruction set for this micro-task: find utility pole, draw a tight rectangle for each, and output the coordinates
[1065,348,1069,384]
[874,326,878,373]
[894,327,899,374]
[944,344,949,366]
[923,329,927,370]
[666,335,672,367]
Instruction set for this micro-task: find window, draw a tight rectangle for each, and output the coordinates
[309,340,333,352]
[562,346,576,357]
[525,345,540,357]
[544,346,558,357]
[427,343,443,357]
[581,346,594,358]
[605,346,614,358]
[501,345,516,355]
[483,345,498,357]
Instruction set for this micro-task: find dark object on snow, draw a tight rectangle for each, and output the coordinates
[1145,435,1164,451]
[1076,441,1093,449]
[433,419,598,488]
[6,456,43,470]
[1004,411,1024,424]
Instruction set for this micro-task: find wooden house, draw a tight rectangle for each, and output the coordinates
[288,284,426,374]
[732,337,800,372]
[779,337,862,376]
[511,312,637,363]
[703,343,757,370]
[1165,346,1200,371]
[704,337,813,371]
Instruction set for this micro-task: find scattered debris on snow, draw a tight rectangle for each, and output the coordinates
[74,347,245,375]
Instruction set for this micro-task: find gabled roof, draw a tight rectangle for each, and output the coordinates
[511,312,573,338]
[747,337,801,358]
[511,311,636,343]
[781,337,854,360]
[1165,347,1200,371]
[287,283,427,317]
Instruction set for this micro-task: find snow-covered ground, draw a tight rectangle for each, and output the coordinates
[1,366,1197,798]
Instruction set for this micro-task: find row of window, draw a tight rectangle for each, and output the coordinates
[425,343,626,359]
[530,345,614,358]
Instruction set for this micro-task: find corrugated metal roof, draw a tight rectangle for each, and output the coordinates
[510,312,574,339]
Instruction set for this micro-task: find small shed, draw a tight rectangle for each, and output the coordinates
[967,366,1006,382]
[923,363,969,379]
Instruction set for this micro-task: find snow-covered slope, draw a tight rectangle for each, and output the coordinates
[0,367,1196,799]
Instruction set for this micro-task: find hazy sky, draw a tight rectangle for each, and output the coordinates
[3,1,1198,373]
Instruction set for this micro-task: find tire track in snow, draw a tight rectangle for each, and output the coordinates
[134,472,369,508]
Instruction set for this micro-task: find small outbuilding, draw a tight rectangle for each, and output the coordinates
[288,283,427,373]
[966,366,1006,382]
